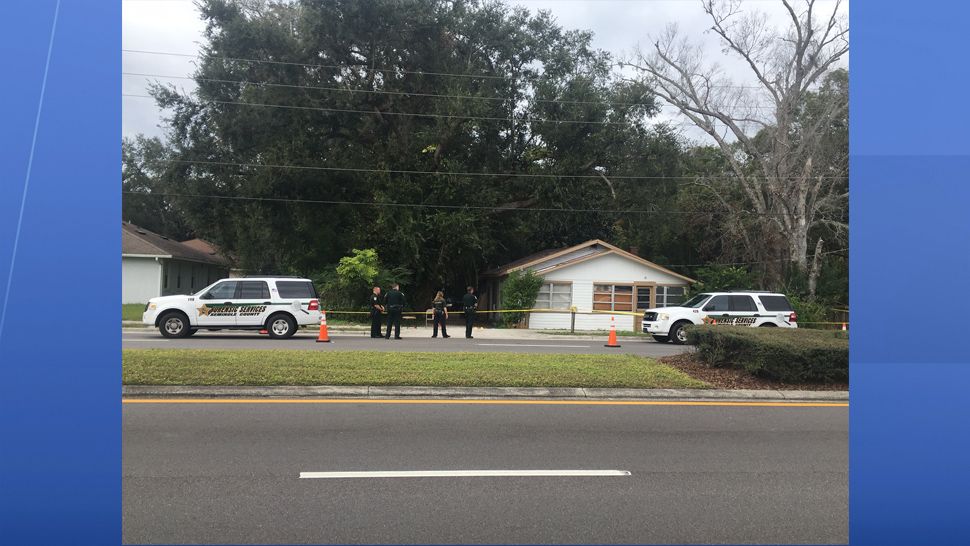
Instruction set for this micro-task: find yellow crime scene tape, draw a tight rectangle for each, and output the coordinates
[323,309,846,325]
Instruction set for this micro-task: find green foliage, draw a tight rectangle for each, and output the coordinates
[690,265,755,294]
[787,294,835,326]
[336,249,381,287]
[685,326,848,383]
[500,270,545,327]
[315,248,412,310]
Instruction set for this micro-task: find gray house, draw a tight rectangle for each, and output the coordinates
[122,222,230,304]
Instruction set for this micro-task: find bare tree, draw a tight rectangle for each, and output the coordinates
[624,0,848,295]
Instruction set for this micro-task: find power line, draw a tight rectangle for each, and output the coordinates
[123,71,653,108]
[123,93,643,125]
[122,190,781,216]
[122,48,774,93]
[152,158,847,181]
[665,249,847,268]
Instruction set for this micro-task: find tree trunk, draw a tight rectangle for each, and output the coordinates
[808,238,824,299]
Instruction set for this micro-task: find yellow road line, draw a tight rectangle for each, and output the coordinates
[122,398,847,407]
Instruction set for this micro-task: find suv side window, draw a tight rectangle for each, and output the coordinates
[703,295,730,312]
[276,281,317,299]
[759,295,794,312]
[202,281,238,300]
[237,281,270,299]
[729,295,757,312]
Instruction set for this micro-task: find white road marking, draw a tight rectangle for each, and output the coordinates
[477,343,591,348]
[299,470,630,479]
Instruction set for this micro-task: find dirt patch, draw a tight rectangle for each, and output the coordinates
[658,352,849,391]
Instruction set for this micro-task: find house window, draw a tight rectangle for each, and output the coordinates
[535,283,572,310]
[655,286,686,308]
[635,286,652,311]
[593,284,633,312]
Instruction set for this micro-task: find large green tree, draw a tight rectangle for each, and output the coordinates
[135,0,681,301]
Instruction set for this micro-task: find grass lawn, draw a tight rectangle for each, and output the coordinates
[122,349,709,389]
[122,304,145,322]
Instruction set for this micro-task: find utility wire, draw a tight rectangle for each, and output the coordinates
[151,158,848,181]
[122,48,770,91]
[122,190,783,216]
[665,248,847,268]
[123,93,644,125]
[123,71,653,107]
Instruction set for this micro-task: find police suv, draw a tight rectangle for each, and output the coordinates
[642,291,797,344]
[142,277,322,339]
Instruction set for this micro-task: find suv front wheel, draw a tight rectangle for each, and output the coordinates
[669,321,692,345]
[158,311,191,338]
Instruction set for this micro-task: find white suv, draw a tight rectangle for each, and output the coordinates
[642,291,798,344]
[142,277,322,339]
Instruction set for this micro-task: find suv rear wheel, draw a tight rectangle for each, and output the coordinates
[267,313,297,339]
[159,311,191,338]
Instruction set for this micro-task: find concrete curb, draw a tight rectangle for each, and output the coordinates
[122,384,848,402]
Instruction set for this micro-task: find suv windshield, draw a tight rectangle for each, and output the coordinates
[679,294,712,308]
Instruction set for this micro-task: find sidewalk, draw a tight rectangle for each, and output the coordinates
[122,384,848,402]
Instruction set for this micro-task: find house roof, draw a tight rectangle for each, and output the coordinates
[482,239,696,283]
[122,223,229,266]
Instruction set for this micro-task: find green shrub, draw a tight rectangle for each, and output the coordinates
[500,270,544,327]
[686,326,848,383]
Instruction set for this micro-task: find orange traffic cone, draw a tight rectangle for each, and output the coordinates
[604,316,621,348]
[841,322,847,331]
[316,311,331,343]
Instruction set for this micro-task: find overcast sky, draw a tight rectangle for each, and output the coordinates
[122,0,847,143]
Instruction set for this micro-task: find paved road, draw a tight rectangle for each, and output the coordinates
[122,330,690,357]
[123,400,847,544]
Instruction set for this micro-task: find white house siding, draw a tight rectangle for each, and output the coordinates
[542,253,687,285]
[524,253,688,332]
[122,257,162,304]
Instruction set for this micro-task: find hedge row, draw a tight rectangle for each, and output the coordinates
[685,326,848,383]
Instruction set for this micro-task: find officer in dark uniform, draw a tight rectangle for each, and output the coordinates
[369,286,384,338]
[462,286,478,339]
[383,283,406,340]
[431,291,450,338]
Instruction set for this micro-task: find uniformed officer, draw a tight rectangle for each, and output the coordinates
[462,286,478,339]
[383,282,406,340]
[431,291,450,338]
[369,286,384,338]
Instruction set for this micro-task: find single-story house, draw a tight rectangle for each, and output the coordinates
[122,222,231,303]
[480,239,696,331]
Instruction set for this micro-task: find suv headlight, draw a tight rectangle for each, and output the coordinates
[147,303,156,311]
[659,313,670,321]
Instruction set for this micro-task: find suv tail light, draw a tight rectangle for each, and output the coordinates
[788,311,797,322]
[308,299,320,311]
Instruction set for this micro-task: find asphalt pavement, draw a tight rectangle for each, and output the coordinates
[123,400,847,544]
[122,329,690,356]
